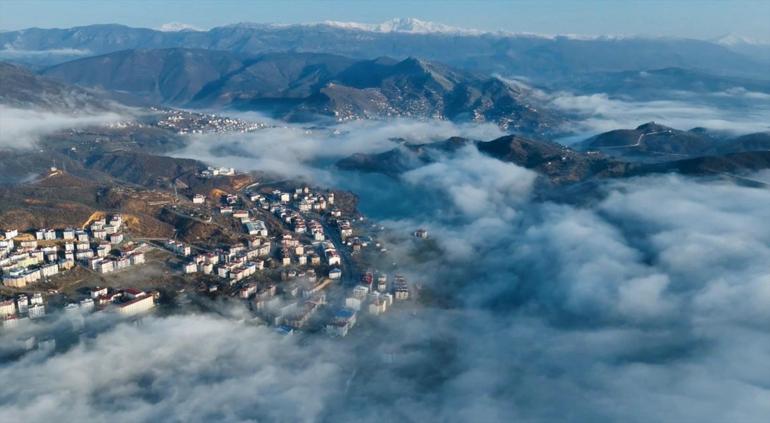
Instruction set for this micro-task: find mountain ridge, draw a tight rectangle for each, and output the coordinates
[4,22,768,81]
[42,49,557,132]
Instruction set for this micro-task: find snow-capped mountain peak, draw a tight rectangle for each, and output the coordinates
[714,33,769,46]
[320,18,483,35]
[157,22,202,32]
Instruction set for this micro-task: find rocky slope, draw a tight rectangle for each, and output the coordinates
[42,50,557,132]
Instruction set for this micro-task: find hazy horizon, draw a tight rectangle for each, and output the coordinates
[1,0,770,43]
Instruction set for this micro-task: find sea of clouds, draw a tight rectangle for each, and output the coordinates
[2,114,769,422]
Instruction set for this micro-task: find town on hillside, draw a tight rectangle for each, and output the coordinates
[1,169,424,346]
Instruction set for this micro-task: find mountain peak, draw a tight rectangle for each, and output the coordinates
[157,22,203,32]
[714,33,768,47]
[319,18,483,35]
[635,122,674,133]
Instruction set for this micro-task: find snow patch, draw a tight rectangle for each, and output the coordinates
[157,22,202,32]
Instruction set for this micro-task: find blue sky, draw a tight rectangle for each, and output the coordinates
[1,0,769,42]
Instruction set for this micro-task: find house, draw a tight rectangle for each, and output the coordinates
[90,287,108,298]
[344,297,361,311]
[96,244,110,257]
[123,288,145,300]
[76,250,94,260]
[368,299,387,315]
[35,229,56,241]
[326,250,341,266]
[329,268,342,280]
[240,284,257,299]
[40,263,59,278]
[245,220,268,237]
[0,299,15,317]
[325,308,357,337]
[75,230,89,242]
[116,294,154,316]
[192,194,206,204]
[16,295,29,314]
[183,262,198,274]
[129,253,145,265]
[352,285,369,299]
[377,274,388,292]
[58,259,75,271]
[95,259,114,274]
[110,215,123,228]
[28,304,45,319]
[79,298,95,312]
[165,240,191,256]
[20,240,38,249]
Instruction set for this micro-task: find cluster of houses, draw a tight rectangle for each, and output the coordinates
[325,272,411,337]
[248,281,328,331]
[1,293,46,327]
[261,187,335,213]
[173,182,410,338]
[70,286,157,316]
[227,270,333,332]
[153,109,265,135]
[273,294,326,329]
[1,215,146,287]
[170,238,270,285]
[0,236,72,288]
[217,187,343,278]
[217,192,241,215]
[2,284,158,330]
[87,243,146,275]
[200,166,236,178]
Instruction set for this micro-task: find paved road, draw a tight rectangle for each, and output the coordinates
[599,130,667,150]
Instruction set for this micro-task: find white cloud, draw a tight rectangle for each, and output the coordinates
[403,146,535,219]
[172,118,505,181]
[0,106,129,149]
[4,114,770,422]
[0,313,342,422]
[548,92,770,136]
[0,46,92,57]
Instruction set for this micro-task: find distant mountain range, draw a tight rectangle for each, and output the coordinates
[41,48,246,105]
[40,50,557,132]
[336,134,627,185]
[3,21,769,83]
[338,124,770,186]
[315,18,484,35]
[3,55,770,193]
[579,122,770,160]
